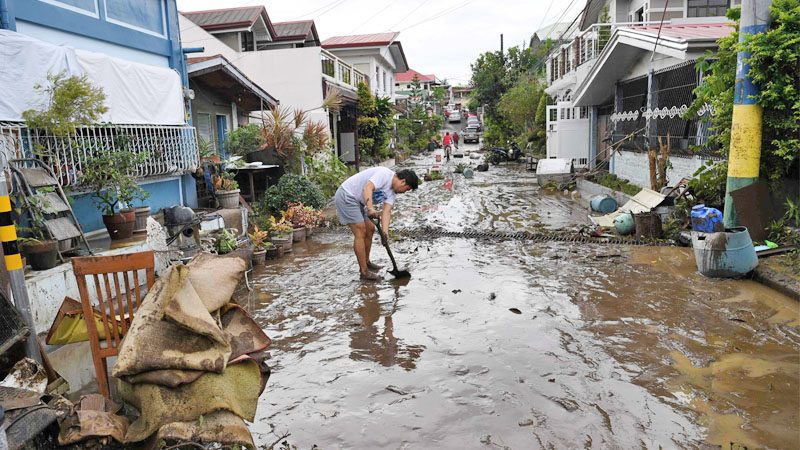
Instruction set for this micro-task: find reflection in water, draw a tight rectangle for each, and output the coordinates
[349,283,425,370]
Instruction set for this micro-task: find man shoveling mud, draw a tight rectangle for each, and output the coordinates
[335,167,419,280]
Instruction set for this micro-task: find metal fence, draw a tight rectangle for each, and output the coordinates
[610,61,718,156]
[0,123,200,188]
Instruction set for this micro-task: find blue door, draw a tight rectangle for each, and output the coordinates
[216,115,228,158]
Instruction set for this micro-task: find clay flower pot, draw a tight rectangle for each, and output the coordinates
[21,240,58,271]
[103,209,136,240]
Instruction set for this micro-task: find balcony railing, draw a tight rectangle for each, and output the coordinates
[548,21,665,83]
[0,123,200,188]
[321,49,368,90]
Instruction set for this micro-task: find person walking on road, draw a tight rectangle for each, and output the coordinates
[453,131,459,149]
[335,167,419,281]
[443,132,452,161]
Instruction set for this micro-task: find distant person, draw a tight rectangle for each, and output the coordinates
[442,132,452,161]
[335,167,420,281]
[453,131,459,149]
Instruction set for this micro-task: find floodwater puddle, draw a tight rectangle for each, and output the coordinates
[242,152,799,448]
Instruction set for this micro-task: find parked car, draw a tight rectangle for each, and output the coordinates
[448,110,462,123]
[462,126,480,143]
[467,117,481,131]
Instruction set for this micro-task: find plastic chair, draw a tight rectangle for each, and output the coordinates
[71,250,155,398]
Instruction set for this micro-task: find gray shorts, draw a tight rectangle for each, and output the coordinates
[335,187,368,225]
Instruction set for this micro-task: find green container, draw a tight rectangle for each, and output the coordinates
[613,212,635,235]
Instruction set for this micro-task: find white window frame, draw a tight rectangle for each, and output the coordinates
[103,0,168,38]
[38,0,100,18]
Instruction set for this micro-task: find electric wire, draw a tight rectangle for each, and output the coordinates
[349,0,402,34]
[389,0,433,30]
[399,0,480,32]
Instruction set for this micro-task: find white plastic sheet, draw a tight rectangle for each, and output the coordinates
[0,30,184,125]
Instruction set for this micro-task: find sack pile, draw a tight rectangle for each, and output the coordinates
[111,253,271,448]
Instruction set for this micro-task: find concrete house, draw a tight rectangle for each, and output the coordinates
[321,32,409,102]
[544,0,738,187]
[181,6,368,164]
[0,0,199,234]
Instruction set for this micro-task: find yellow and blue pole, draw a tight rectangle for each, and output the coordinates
[0,165,42,363]
[724,0,772,227]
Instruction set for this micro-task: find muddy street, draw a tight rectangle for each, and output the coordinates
[241,150,800,449]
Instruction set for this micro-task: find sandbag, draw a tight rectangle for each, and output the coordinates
[186,253,247,312]
[118,358,262,443]
[162,265,228,344]
[155,410,255,449]
[121,305,271,388]
[112,265,232,378]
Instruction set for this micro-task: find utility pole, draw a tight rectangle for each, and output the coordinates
[500,33,504,61]
[723,0,773,227]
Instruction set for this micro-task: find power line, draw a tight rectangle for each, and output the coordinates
[534,0,558,37]
[399,0,480,32]
[349,0,402,34]
[289,0,344,20]
[389,0,431,30]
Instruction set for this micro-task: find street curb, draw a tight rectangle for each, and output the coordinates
[752,264,800,301]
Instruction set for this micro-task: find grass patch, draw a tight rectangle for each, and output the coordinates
[591,173,642,197]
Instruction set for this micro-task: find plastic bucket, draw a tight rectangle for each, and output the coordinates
[590,195,618,214]
[692,227,758,278]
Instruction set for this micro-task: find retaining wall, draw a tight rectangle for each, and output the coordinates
[611,150,718,188]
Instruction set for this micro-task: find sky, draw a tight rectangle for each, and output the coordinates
[176,0,585,86]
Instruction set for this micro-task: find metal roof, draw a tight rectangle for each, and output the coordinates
[273,20,313,38]
[321,32,400,48]
[396,69,436,83]
[629,22,734,41]
[182,6,262,30]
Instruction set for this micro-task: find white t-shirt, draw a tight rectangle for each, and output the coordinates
[341,167,396,205]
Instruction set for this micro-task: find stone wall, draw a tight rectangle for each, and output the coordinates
[611,150,719,189]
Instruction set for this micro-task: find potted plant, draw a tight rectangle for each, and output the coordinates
[216,229,237,255]
[213,172,240,209]
[269,216,294,254]
[282,203,313,242]
[17,189,59,271]
[248,225,270,266]
[79,149,148,240]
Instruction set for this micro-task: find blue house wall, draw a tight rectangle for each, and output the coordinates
[0,0,198,233]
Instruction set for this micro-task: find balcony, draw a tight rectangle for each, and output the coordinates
[0,123,200,188]
[548,21,665,84]
[321,49,368,91]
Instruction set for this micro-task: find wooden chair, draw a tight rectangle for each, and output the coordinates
[72,250,155,398]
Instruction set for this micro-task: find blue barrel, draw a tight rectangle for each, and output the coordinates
[590,195,618,214]
[692,227,758,278]
[613,212,635,235]
[690,204,724,233]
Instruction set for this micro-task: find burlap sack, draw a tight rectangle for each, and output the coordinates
[119,358,262,443]
[162,265,228,344]
[112,265,232,378]
[186,252,247,312]
[155,410,255,449]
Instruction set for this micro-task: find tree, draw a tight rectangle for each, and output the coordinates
[356,82,394,162]
[498,76,544,136]
[23,71,108,137]
[470,51,506,118]
[686,2,799,188]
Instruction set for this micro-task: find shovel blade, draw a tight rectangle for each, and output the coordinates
[390,269,411,279]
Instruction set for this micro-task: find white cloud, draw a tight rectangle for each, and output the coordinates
[176,0,584,85]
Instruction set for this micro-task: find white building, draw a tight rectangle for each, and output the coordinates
[321,32,409,101]
[544,0,738,187]
[181,6,368,164]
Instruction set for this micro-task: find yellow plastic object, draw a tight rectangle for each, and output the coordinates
[46,297,117,345]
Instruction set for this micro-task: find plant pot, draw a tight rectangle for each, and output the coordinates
[22,240,58,271]
[271,234,293,253]
[266,247,279,259]
[103,210,136,240]
[252,249,267,266]
[305,226,314,237]
[133,206,151,236]
[292,226,306,242]
[216,190,240,209]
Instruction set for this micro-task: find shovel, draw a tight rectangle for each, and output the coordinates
[370,216,411,279]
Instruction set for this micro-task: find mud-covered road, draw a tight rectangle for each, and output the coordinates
[241,144,800,449]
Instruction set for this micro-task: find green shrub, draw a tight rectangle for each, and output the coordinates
[261,174,325,216]
[307,151,354,198]
[225,124,265,156]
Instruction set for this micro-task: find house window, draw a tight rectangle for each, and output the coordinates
[105,0,166,36]
[549,109,557,122]
[580,107,589,119]
[39,0,98,16]
[383,71,387,93]
[634,7,644,22]
[688,0,730,17]
[375,67,380,91]
[196,113,213,142]
[241,32,255,52]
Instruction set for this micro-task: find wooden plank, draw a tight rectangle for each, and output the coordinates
[44,217,81,241]
[18,167,58,187]
[42,192,70,214]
